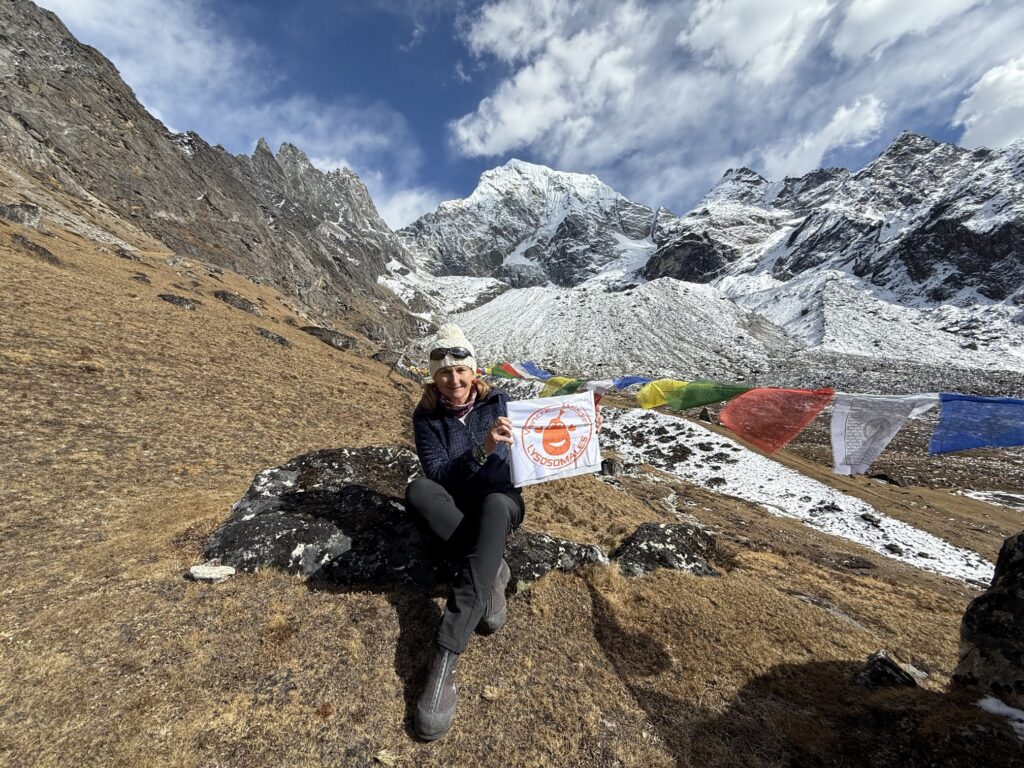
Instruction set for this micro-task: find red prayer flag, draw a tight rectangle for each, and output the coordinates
[499,362,524,379]
[720,388,834,453]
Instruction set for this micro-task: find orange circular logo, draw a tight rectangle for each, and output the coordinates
[521,403,593,469]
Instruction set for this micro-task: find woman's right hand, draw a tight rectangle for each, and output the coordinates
[484,416,513,454]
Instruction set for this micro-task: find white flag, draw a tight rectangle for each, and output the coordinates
[506,392,601,487]
[831,393,938,475]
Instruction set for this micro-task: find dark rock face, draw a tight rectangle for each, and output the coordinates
[885,213,1024,302]
[204,447,611,590]
[213,290,260,314]
[256,328,291,347]
[10,232,59,265]
[0,1,419,341]
[611,522,719,577]
[158,293,196,310]
[853,650,920,689]
[641,230,733,283]
[955,531,1024,708]
[301,326,358,351]
[0,202,41,227]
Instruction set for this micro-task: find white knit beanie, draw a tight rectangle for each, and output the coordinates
[428,323,477,378]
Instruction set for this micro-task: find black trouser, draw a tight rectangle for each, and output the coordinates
[405,478,524,653]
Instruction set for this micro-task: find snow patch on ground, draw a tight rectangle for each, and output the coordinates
[600,407,995,585]
[958,490,1024,512]
[978,696,1024,740]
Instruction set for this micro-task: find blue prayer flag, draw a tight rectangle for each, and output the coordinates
[519,360,553,380]
[929,393,1024,453]
[612,375,653,390]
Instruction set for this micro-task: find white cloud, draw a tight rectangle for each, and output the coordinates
[678,0,833,84]
[761,96,885,178]
[454,60,472,83]
[452,0,1024,212]
[370,185,454,230]
[463,0,571,63]
[399,22,426,52]
[451,1,651,157]
[954,58,1024,148]
[39,0,265,119]
[832,0,981,59]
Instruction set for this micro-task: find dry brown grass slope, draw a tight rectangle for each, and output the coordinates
[2,218,1022,767]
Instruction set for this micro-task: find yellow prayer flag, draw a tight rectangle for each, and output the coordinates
[636,379,689,409]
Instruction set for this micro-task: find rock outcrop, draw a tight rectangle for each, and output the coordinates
[202,447,726,592]
[853,650,921,689]
[611,522,720,577]
[954,531,1024,708]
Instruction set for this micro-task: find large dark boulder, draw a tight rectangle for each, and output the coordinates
[954,531,1024,707]
[301,326,358,351]
[203,447,611,589]
[611,522,720,577]
[213,290,260,314]
[505,532,608,587]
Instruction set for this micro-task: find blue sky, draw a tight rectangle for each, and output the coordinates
[38,0,1024,228]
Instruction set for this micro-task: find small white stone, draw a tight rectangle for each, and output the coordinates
[188,563,236,583]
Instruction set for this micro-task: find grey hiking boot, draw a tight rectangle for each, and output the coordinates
[415,645,459,741]
[477,558,511,635]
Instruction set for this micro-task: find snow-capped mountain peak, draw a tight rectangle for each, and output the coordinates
[398,158,656,287]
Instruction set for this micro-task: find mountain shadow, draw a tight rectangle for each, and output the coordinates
[587,581,1023,767]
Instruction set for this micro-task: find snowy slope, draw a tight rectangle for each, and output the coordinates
[376,259,508,319]
[451,278,795,379]
[717,269,1024,371]
[601,406,994,585]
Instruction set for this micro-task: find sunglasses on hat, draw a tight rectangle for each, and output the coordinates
[429,346,472,361]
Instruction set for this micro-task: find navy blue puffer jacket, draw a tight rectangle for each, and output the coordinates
[412,387,523,511]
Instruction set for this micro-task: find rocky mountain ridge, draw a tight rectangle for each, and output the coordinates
[396,131,1024,382]
[0,0,419,343]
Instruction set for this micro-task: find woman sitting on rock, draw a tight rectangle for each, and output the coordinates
[404,324,522,741]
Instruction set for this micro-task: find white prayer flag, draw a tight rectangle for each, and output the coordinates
[831,393,938,475]
[507,392,601,487]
